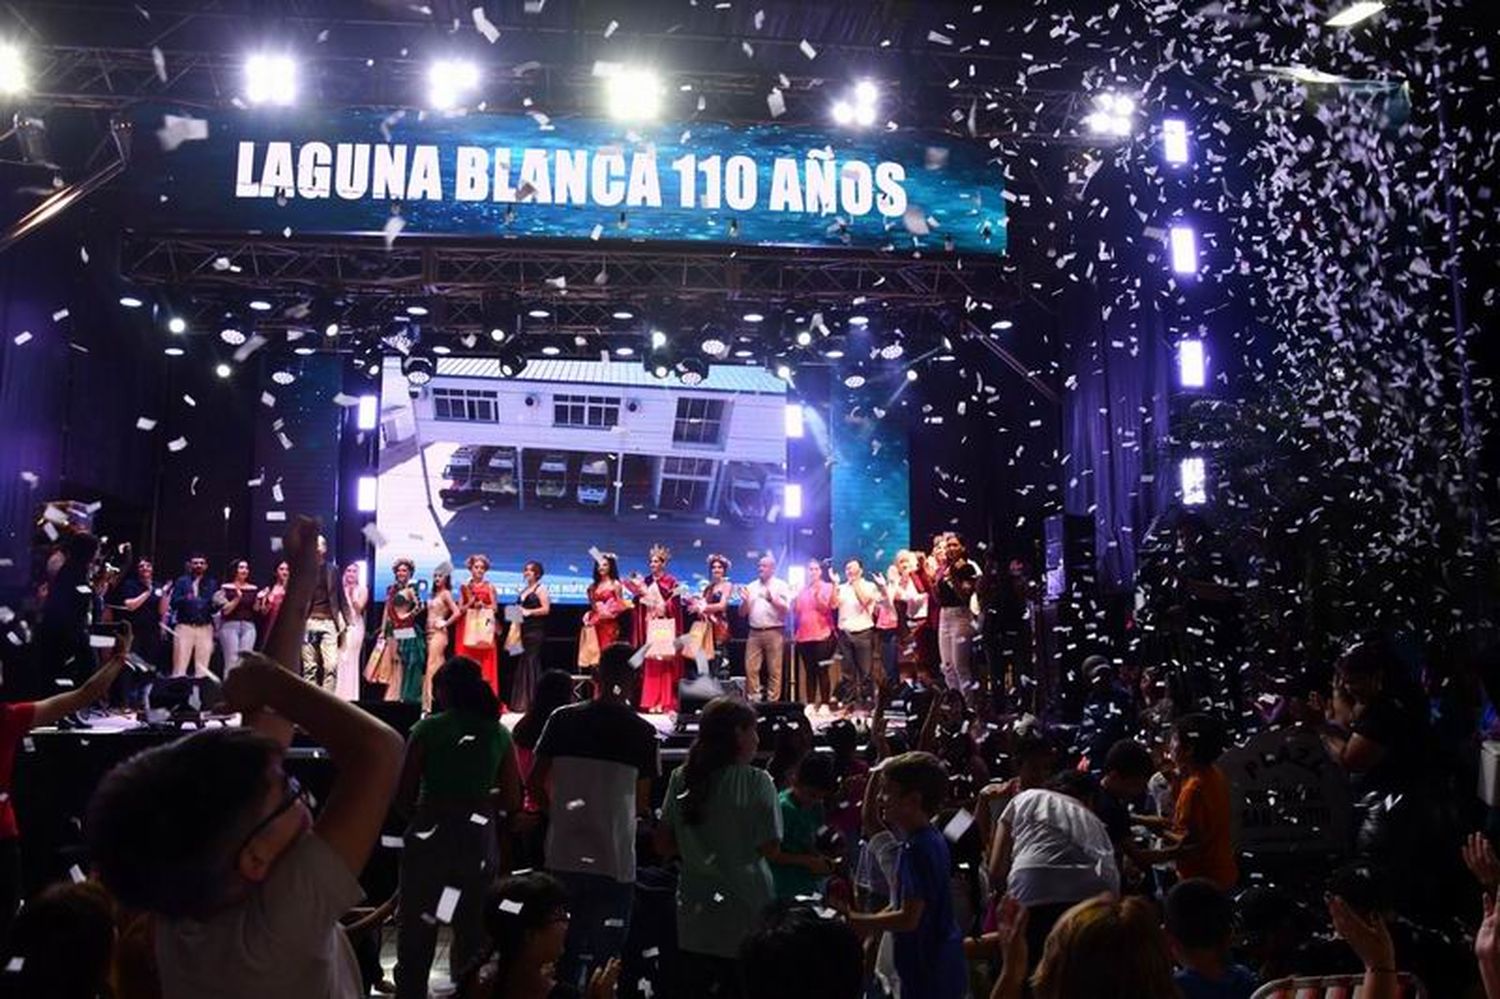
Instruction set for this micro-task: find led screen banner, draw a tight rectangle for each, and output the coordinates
[125,105,1007,253]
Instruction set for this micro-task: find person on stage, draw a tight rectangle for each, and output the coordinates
[512,561,551,712]
[456,553,501,699]
[336,562,368,702]
[894,549,938,686]
[214,558,260,676]
[164,552,216,680]
[935,534,980,703]
[254,559,290,651]
[302,535,351,693]
[625,544,683,714]
[833,558,880,711]
[111,558,165,671]
[369,558,426,704]
[739,555,791,703]
[793,558,838,715]
[689,555,734,670]
[581,553,626,674]
[423,566,459,712]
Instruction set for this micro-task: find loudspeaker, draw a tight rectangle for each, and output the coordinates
[144,674,223,713]
[356,699,422,739]
[1061,513,1096,593]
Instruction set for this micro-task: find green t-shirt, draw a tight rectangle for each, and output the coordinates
[661,763,782,958]
[771,787,826,899]
[409,710,512,802]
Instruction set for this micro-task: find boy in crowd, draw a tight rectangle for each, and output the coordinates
[1165,878,1260,999]
[770,752,839,899]
[1095,738,1156,885]
[845,751,966,999]
[86,518,404,999]
[1138,713,1238,890]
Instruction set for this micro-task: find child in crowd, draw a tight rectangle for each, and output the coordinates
[1139,713,1238,890]
[84,518,404,999]
[845,751,966,999]
[1095,738,1156,887]
[741,900,864,999]
[771,752,840,899]
[1165,878,1260,999]
[0,880,117,999]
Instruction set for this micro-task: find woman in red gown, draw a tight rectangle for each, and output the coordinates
[455,553,501,699]
[624,544,683,713]
[585,553,627,649]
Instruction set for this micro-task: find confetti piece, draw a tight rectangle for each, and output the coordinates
[167,437,187,452]
[383,214,406,249]
[498,898,525,914]
[51,308,68,321]
[156,113,208,152]
[798,39,817,59]
[151,46,166,82]
[135,417,156,431]
[435,886,462,923]
[766,89,785,118]
[12,332,31,346]
[472,6,500,42]
[604,19,618,38]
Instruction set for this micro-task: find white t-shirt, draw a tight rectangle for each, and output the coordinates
[155,832,364,999]
[743,577,790,630]
[837,580,878,632]
[1000,789,1119,906]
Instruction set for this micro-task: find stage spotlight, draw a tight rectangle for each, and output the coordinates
[431,343,452,355]
[245,53,297,107]
[293,346,316,357]
[527,307,551,319]
[120,294,145,309]
[271,368,296,386]
[0,42,27,96]
[540,345,561,356]
[1177,338,1207,388]
[743,311,765,324]
[783,483,803,519]
[848,314,869,327]
[775,363,792,382]
[700,332,729,358]
[356,475,378,513]
[497,349,529,378]
[795,329,813,348]
[324,321,340,337]
[219,326,247,346]
[677,356,709,386]
[832,79,880,128]
[428,58,480,111]
[1326,1,1385,27]
[905,369,918,382]
[1085,92,1136,137]
[1169,224,1199,275]
[650,329,668,350]
[854,80,878,107]
[613,346,636,358]
[784,404,805,439]
[405,302,430,317]
[842,373,867,389]
[604,66,663,121]
[215,362,233,379]
[651,363,671,379]
[878,341,905,361]
[248,298,273,312]
[357,395,379,430]
[1180,456,1208,505]
[489,327,507,343]
[831,101,855,126]
[401,355,434,386]
[164,346,185,357]
[1162,118,1190,165]
[166,316,188,334]
[822,348,845,359]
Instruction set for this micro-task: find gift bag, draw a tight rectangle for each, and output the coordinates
[364,637,393,685]
[465,606,496,649]
[645,617,677,659]
[505,620,524,657]
[578,624,602,668]
[682,620,711,659]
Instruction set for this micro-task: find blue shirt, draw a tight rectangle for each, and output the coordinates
[169,574,219,626]
[1175,964,1259,999]
[893,824,967,999]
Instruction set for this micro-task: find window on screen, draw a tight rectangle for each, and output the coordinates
[554,393,621,429]
[433,387,499,423]
[674,397,727,446]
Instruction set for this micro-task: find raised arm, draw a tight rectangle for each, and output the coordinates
[249,522,323,748]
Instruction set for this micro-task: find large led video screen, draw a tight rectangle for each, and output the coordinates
[371,357,792,602]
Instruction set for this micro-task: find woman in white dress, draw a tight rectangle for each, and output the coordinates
[336,562,368,700]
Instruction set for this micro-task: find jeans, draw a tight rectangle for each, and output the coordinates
[552,870,635,992]
[395,803,497,999]
[301,617,340,692]
[171,623,214,677]
[938,607,975,699]
[218,620,257,675]
[878,627,901,686]
[839,628,876,706]
[745,627,785,701]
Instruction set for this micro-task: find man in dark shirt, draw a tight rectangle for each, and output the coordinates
[167,554,217,678]
[300,535,349,692]
[111,558,165,671]
[528,645,660,992]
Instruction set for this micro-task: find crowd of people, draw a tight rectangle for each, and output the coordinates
[1,513,1499,999]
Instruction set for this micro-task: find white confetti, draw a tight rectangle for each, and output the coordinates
[167,437,187,452]
[472,6,500,42]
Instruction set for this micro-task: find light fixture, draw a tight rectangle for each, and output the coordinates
[832,79,880,128]
[248,298,273,312]
[1325,2,1385,27]
[293,346,316,356]
[497,348,528,378]
[540,345,561,356]
[0,42,27,96]
[783,483,804,519]
[528,307,551,319]
[120,295,144,309]
[271,368,296,385]
[795,329,813,347]
[431,344,452,355]
[215,362,232,379]
[611,307,635,321]
[604,66,663,121]
[356,395,379,430]
[401,355,434,386]
[324,321,340,337]
[1177,339,1207,388]
[676,356,709,386]
[823,348,845,359]
[743,311,765,323]
[163,346,185,357]
[405,303,430,317]
[906,369,919,382]
[651,363,670,379]
[489,327,506,343]
[1162,118,1190,165]
[613,346,635,357]
[733,348,756,359]
[784,404,805,439]
[219,326,247,346]
[1180,457,1208,505]
[1085,92,1136,137]
[650,329,668,350]
[878,342,905,360]
[428,58,480,111]
[700,334,729,358]
[166,316,188,334]
[1169,224,1199,275]
[843,373,867,389]
[244,54,297,107]
[356,475,378,513]
[848,314,869,327]
[775,363,792,381]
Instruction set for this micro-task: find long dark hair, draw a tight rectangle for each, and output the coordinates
[679,697,757,826]
[592,555,620,585]
[512,670,576,750]
[460,872,569,997]
[433,656,500,719]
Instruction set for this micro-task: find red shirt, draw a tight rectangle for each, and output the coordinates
[0,702,38,840]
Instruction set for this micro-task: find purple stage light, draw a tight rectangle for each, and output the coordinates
[1169,225,1199,275]
[1180,457,1207,506]
[1163,118,1190,165]
[1177,339,1206,388]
